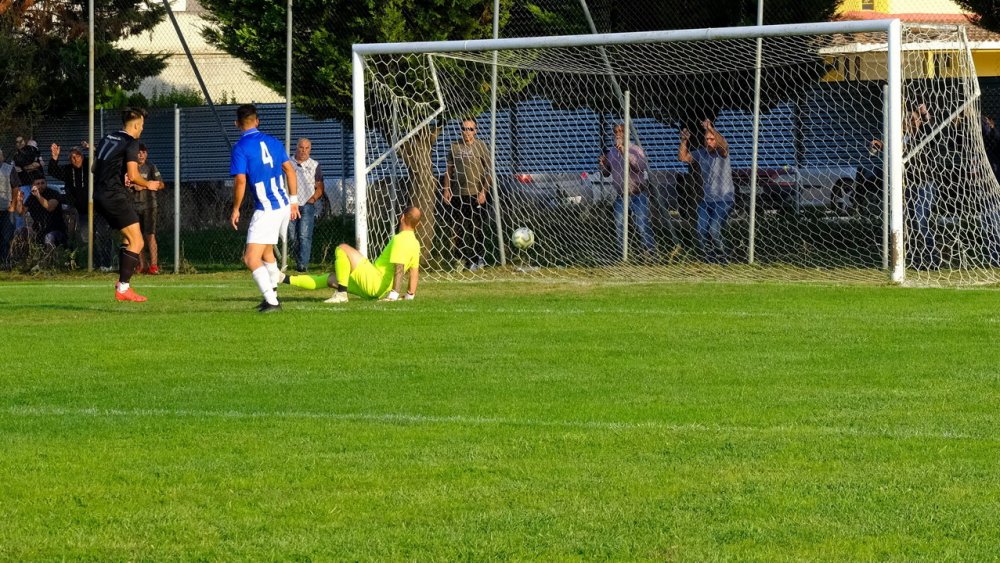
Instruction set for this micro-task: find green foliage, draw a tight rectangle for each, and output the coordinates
[97,84,206,110]
[199,0,512,122]
[198,0,839,124]
[147,86,205,108]
[0,0,168,129]
[954,0,1000,32]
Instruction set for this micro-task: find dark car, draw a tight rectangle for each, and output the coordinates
[498,171,595,209]
[731,167,798,214]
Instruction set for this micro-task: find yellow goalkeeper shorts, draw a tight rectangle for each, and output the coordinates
[347,261,390,299]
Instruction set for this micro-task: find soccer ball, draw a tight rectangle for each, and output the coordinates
[511,227,535,250]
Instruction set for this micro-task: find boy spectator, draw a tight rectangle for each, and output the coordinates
[129,143,163,274]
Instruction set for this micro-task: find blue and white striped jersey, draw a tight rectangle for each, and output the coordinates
[230,128,291,211]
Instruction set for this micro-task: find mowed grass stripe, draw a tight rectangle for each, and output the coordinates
[4,404,1000,442]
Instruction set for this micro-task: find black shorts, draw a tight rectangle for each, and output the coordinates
[137,206,157,237]
[95,189,140,231]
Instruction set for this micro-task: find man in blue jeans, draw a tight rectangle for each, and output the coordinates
[599,123,656,261]
[679,119,735,264]
[288,137,325,272]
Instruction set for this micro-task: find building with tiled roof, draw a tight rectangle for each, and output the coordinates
[836,0,1000,77]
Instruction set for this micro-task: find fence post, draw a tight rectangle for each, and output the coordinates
[174,105,181,274]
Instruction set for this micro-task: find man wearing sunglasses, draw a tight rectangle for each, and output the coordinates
[442,118,492,272]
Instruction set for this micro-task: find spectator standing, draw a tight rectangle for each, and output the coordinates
[855,138,884,219]
[49,142,114,270]
[11,136,43,232]
[0,150,15,267]
[982,115,1000,178]
[130,143,163,274]
[443,118,491,271]
[679,119,735,264]
[288,137,324,272]
[980,115,1000,266]
[903,103,941,270]
[12,136,43,189]
[599,123,656,260]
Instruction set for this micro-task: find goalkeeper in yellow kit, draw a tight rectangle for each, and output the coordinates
[284,207,421,302]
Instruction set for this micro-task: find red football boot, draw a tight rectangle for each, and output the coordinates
[115,284,148,302]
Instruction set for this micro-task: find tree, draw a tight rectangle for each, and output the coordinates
[954,0,1000,33]
[0,0,168,137]
[200,0,512,257]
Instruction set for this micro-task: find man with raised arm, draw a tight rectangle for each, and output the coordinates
[229,104,299,313]
[679,119,735,264]
[283,207,422,303]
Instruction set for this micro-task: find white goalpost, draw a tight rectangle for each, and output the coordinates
[352,19,1000,286]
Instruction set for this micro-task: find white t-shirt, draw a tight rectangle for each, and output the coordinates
[291,157,323,205]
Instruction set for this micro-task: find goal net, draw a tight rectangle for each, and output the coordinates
[353,21,1000,286]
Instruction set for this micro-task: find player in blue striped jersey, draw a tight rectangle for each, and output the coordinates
[229,104,299,313]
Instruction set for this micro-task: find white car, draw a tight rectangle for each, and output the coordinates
[784,165,859,210]
[735,165,859,213]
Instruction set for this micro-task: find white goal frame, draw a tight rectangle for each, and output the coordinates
[352,19,908,282]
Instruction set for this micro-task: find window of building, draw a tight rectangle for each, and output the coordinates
[862,1,875,10]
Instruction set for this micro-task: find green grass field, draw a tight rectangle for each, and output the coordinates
[2,273,1000,560]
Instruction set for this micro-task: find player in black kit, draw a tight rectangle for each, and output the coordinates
[93,108,163,302]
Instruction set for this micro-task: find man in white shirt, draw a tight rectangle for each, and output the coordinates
[288,137,325,272]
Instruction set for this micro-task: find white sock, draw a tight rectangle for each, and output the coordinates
[264,260,281,286]
[252,267,279,305]
[117,282,130,293]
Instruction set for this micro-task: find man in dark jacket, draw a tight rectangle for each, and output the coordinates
[49,142,113,269]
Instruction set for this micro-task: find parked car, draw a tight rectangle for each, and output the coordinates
[498,171,601,209]
[733,164,859,214]
[499,169,679,210]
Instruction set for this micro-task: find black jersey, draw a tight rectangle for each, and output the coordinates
[93,130,141,196]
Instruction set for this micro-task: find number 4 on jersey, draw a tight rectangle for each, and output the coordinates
[260,142,274,168]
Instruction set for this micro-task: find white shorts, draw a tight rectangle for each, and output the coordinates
[246,207,290,245]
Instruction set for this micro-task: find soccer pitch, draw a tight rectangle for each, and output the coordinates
[2,274,1000,559]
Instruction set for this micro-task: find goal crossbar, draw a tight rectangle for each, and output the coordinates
[352,20,900,55]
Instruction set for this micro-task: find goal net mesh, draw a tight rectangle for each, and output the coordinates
[358,24,1000,286]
